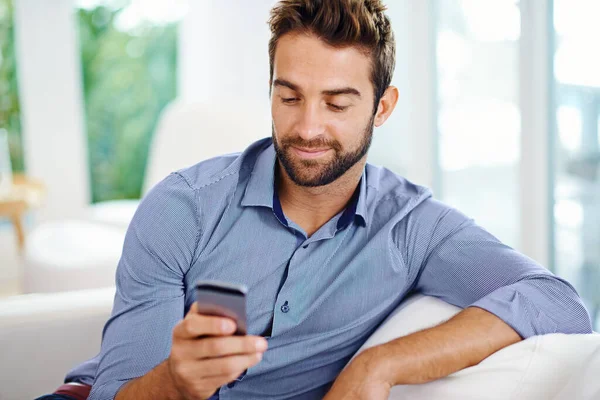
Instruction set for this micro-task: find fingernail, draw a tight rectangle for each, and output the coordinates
[255,339,268,351]
[222,320,235,332]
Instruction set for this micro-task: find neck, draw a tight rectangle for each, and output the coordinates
[277,158,365,237]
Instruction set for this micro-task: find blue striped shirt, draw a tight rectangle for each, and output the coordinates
[66,138,592,399]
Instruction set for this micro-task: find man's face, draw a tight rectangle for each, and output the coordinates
[270,32,376,187]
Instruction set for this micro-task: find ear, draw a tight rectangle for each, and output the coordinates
[373,86,399,127]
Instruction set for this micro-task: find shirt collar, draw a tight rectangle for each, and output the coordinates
[241,142,368,227]
[240,144,277,209]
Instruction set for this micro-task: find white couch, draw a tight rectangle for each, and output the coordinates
[1,289,599,400]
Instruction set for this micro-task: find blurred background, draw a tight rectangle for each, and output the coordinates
[0,0,598,331]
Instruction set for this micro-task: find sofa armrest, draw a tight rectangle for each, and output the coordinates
[0,287,115,400]
[354,294,600,400]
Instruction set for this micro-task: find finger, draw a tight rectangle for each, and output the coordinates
[197,352,264,379]
[187,301,199,314]
[180,335,268,359]
[174,313,237,339]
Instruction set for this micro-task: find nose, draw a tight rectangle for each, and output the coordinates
[296,102,325,141]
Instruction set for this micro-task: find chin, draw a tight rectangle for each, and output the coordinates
[290,168,326,185]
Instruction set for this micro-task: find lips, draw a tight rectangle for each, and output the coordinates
[291,146,331,159]
[294,147,329,153]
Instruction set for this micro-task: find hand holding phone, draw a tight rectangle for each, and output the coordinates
[166,280,266,400]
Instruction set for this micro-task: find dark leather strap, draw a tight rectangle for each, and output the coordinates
[54,383,92,400]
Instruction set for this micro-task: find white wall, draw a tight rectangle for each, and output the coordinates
[13,0,90,221]
[178,0,274,111]
[370,1,437,189]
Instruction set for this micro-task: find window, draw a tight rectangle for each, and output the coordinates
[552,0,600,327]
[0,0,23,172]
[76,0,185,202]
[435,0,521,247]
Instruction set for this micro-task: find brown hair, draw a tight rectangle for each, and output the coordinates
[268,0,395,110]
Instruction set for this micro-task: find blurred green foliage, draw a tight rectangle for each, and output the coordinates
[78,4,178,202]
[0,1,178,201]
[0,0,24,172]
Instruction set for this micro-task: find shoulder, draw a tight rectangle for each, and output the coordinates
[365,163,472,228]
[173,138,272,192]
[365,163,432,222]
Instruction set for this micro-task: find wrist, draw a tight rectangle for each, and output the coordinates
[115,360,186,400]
[163,358,188,400]
[358,344,396,387]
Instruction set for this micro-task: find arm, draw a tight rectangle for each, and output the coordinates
[86,172,266,400]
[117,302,267,400]
[325,306,521,399]
[85,173,200,400]
[408,199,592,338]
[326,199,592,399]
[361,306,520,385]
[116,360,182,400]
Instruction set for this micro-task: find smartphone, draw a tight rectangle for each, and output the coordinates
[195,280,248,335]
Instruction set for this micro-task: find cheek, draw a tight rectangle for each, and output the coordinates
[329,117,366,145]
[270,98,279,118]
[271,103,298,134]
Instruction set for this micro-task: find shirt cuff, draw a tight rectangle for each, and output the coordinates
[470,285,558,339]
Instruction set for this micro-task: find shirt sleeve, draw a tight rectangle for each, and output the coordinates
[86,172,201,400]
[404,198,593,339]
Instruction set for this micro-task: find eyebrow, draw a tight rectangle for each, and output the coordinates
[273,79,362,98]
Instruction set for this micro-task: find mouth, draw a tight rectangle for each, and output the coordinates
[291,146,331,159]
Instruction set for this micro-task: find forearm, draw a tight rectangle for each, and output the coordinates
[364,306,521,386]
[115,359,185,400]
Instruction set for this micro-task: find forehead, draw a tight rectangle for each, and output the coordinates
[273,32,373,93]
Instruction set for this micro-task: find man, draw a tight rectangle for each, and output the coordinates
[38,1,592,399]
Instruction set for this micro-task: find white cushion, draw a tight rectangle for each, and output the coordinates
[23,220,125,293]
[143,100,269,193]
[0,287,115,399]
[354,294,600,400]
[86,199,140,229]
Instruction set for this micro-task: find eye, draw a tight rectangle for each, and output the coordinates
[281,97,299,104]
[327,103,348,112]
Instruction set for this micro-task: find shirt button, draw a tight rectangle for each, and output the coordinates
[281,301,290,313]
[302,244,308,249]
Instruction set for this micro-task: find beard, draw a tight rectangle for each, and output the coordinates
[272,114,374,187]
